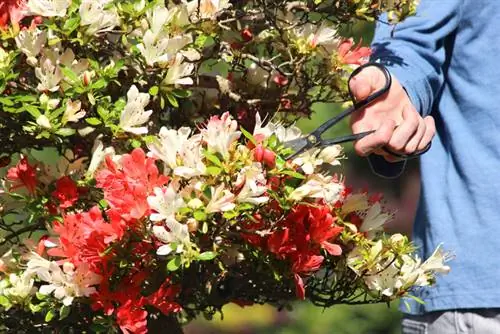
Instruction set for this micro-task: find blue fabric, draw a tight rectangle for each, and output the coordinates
[369,0,500,315]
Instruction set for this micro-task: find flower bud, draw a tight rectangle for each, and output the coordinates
[253,144,265,162]
[83,71,92,86]
[262,149,276,168]
[273,74,289,86]
[241,28,253,42]
[254,144,276,168]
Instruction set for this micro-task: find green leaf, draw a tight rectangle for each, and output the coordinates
[171,89,192,98]
[206,166,222,176]
[55,128,76,136]
[99,199,108,209]
[167,256,182,271]
[222,210,238,220]
[407,294,425,305]
[198,251,217,261]
[240,126,256,145]
[0,97,14,106]
[87,92,96,105]
[24,104,41,118]
[59,305,71,320]
[89,324,108,332]
[166,93,179,108]
[0,296,11,308]
[35,292,47,301]
[63,16,80,33]
[61,66,79,83]
[203,150,222,166]
[275,155,286,169]
[281,170,305,179]
[45,309,56,322]
[86,117,102,126]
[149,86,159,96]
[91,78,107,90]
[130,139,142,148]
[193,210,207,221]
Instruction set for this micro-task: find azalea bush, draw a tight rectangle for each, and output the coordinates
[0,0,450,333]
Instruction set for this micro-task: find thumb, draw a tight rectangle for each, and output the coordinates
[349,66,387,102]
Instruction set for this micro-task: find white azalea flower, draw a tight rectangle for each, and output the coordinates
[146,4,170,37]
[153,220,190,256]
[173,135,207,178]
[235,163,269,205]
[163,54,195,86]
[27,0,71,17]
[3,272,37,301]
[35,56,62,92]
[318,145,343,166]
[58,48,89,79]
[206,184,236,213]
[359,202,392,235]
[147,126,192,172]
[289,174,344,203]
[137,31,192,67]
[292,149,323,175]
[201,112,241,159]
[119,85,152,135]
[341,193,370,215]
[79,0,120,35]
[26,254,102,306]
[147,185,186,222]
[186,0,231,21]
[86,136,115,178]
[62,99,85,123]
[15,29,46,66]
[363,256,401,297]
[275,124,302,143]
[293,22,340,54]
[418,245,452,278]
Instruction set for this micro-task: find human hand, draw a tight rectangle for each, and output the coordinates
[348,66,435,161]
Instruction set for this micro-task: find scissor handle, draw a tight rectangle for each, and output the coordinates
[311,63,392,138]
[382,142,432,160]
[348,62,392,110]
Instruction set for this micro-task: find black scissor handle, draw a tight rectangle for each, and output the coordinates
[382,142,432,160]
[348,62,392,110]
[311,63,392,138]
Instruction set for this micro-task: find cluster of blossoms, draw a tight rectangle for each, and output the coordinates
[0,112,449,332]
[0,0,441,332]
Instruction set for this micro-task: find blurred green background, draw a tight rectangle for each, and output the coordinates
[184,21,421,334]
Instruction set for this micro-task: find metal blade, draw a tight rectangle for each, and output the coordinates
[282,137,311,160]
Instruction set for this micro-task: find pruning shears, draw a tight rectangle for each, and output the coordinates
[283,62,431,160]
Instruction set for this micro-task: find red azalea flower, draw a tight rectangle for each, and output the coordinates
[337,39,371,65]
[0,0,27,29]
[116,300,148,334]
[52,176,79,209]
[294,273,306,300]
[48,206,125,271]
[96,148,168,222]
[145,279,182,316]
[291,252,324,274]
[6,156,37,195]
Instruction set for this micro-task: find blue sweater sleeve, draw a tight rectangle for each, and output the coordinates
[367,0,463,178]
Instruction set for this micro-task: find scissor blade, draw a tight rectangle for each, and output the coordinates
[282,137,310,159]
